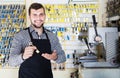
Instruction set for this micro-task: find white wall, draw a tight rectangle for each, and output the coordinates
[98,0,107,26]
[25,0,32,27]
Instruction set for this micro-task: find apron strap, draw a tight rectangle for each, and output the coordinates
[28,27,33,42]
[43,27,49,40]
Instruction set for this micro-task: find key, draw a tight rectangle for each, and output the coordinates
[28,42,40,53]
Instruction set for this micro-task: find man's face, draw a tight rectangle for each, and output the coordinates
[29,8,46,28]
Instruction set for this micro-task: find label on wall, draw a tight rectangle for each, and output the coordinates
[31,0,68,4]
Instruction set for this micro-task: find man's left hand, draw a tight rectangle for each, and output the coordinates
[41,50,58,60]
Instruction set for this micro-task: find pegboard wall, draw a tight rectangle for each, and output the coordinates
[0,0,26,67]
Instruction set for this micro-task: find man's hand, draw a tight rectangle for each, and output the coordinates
[41,50,58,60]
[22,46,37,60]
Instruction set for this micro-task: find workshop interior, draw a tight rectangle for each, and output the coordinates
[0,0,120,78]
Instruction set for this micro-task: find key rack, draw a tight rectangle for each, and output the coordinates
[0,4,26,67]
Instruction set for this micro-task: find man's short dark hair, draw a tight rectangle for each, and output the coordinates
[28,3,45,15]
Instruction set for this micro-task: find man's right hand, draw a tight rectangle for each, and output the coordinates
[22,46,37,60]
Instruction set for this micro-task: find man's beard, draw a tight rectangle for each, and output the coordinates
[32,23,43,29]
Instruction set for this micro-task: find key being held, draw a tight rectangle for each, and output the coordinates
[29,42,40,53]
[29,42,33,46]
[22,42,37,60]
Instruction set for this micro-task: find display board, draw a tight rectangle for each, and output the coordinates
[0,2,26,67]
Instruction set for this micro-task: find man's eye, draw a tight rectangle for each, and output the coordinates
[40,13,45,16]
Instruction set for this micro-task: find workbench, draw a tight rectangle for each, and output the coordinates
[78,65,120,78]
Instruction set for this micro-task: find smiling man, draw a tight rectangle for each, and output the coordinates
[9,3,66,78]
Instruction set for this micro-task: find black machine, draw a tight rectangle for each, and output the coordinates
[78,15,120,68]
[78,15,99,63]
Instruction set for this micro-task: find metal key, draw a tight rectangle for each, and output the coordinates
[28,42,40,53]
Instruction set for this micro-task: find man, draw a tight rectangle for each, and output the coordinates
[9,3,66,78]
